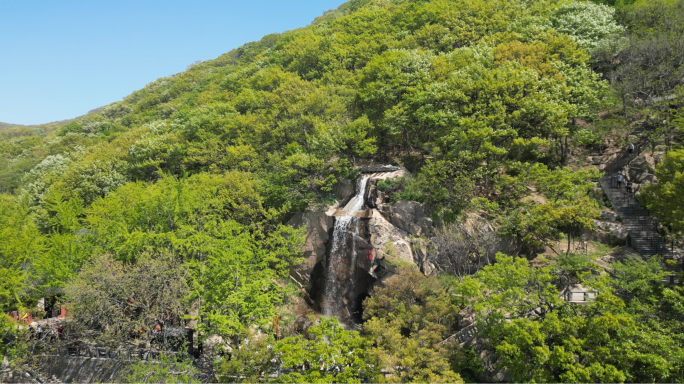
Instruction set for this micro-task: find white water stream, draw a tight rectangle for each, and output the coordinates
[322,175,370,318]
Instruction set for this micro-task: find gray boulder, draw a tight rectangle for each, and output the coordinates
[594,220,628,240]
[368,210,414,267]
[389,200,434,237]
[628,154,657,184]
[287,212,334,289]
[600,209,619,222]
[332,179,354,204]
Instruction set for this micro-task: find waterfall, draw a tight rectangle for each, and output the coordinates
[322,175,370,319]
[341,175,370,214]
[323,216,351,317]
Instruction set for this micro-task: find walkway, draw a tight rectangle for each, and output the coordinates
[599,150,681,276]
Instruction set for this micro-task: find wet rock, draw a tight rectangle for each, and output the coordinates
[332,179,354,204]
[287,212,334,289]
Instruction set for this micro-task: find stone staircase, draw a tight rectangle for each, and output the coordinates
[599,150,682,276]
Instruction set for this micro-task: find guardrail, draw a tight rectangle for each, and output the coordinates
[55,345,180,361]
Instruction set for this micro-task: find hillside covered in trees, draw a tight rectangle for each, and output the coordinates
[2,0,684,382]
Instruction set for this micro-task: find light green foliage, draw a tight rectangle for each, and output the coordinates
[0,196,45,311]
[33,192,90,295]
[6,0,610,225]
[453,254,684,383]
[403,160,474,221]
[124,352,200,383]
[81,173,304,336]
[189,222,303,336]
[363,266,463,383]
[217,332,277,383]
[0,314,18,356]
[275,317,372,383]
[3,0,673,378]
[461,254,563,320]
[218,318,374,383]
[642,149,684,235]
[478,163,601,253]
[524,165,601,252]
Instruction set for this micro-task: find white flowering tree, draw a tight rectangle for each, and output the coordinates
[548,1,625,51]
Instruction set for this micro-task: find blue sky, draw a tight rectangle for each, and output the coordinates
[0,1,344,125]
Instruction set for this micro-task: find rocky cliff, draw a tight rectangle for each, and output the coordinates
[287,168,436,325]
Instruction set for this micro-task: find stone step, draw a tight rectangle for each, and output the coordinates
[599,157,682,271]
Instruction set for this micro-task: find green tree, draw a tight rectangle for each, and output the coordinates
[218,317,374,383]
[642,149,684,236]
[0,195,45,311]
[124,352,200,383]
[453,254,684,382]
[363,266,463,383]
[64,252,190,346]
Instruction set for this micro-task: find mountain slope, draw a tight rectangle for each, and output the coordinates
[4,0,620,210]
[0,122,19,130]
[4,1,684,382]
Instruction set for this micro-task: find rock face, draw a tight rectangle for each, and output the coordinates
[332,178,354,204]
[600,209,620,222]
[359,164,404,173]
[594,220,628,239]
[288,169,427,323]
[287,212,334,291]
[368,210,414,266]
[627,154,657,184]
[388,200,434,237]
[589,220,628,245]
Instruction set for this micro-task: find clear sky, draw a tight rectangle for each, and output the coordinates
[0,1,345,125]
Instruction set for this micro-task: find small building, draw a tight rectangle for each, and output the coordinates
[561,284,597,303]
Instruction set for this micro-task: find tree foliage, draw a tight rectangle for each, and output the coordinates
[642,149,684,235]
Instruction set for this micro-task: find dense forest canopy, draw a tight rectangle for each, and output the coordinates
[2,0,684,382]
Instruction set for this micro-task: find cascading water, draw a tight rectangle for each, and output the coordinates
[322,175,370,320]
[341,175,370,214]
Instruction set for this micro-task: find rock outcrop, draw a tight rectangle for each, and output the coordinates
[387,200,434,238]
[288,170,433,322]
[287,212,334,290]
[600,209,620,222]
[589,220,628,245]
[368,210,414,267]
[332,178,354,204]
[627,153,657,184]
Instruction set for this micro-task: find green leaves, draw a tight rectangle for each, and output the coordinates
[642,149,684,236]
[0,195,45,311]
[446,252,684,383]
[446,253,684,382]
[275,317,371,383]
[188,222,303,336]
[362,266,463,383]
